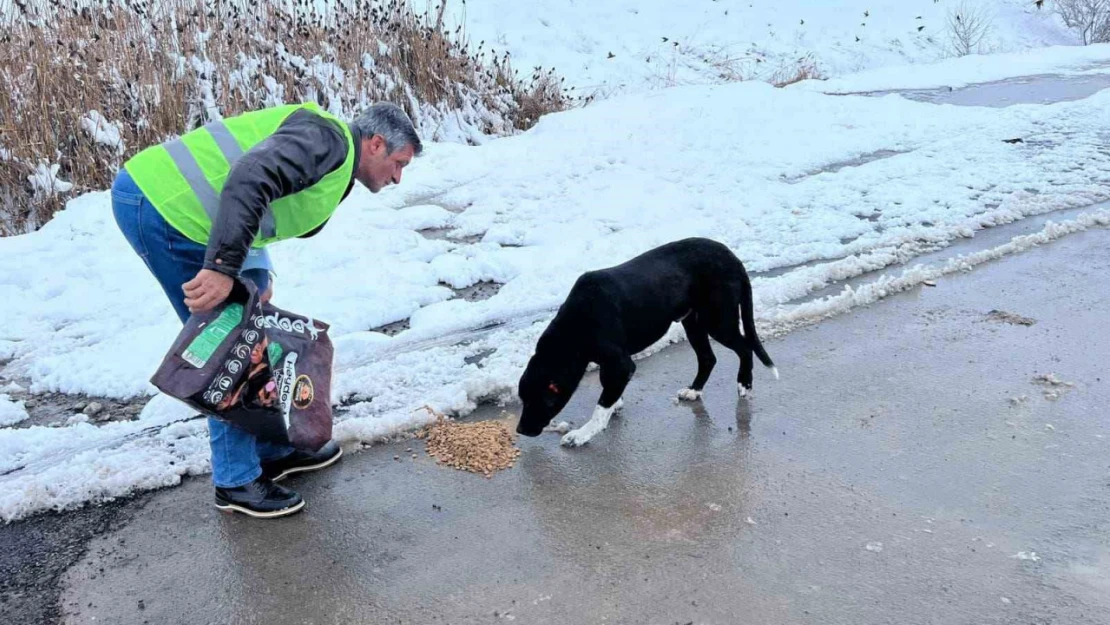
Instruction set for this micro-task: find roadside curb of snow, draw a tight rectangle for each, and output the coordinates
[759,209,1110,337]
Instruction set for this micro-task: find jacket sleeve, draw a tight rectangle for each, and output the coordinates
[202,109,351,276]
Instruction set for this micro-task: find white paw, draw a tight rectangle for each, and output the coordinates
[560,428,592,447]
[613,398,624,412]
[543,421,572,435]
[738,383,752,398]
[677,388,703,402]
[771,366,780,380]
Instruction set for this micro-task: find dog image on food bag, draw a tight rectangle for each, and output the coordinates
[215,337,274,412]
[515,237,778,447]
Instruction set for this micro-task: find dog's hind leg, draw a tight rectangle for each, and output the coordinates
[704,294,756,398]
[561,349,634,447]
[678,315,715,402]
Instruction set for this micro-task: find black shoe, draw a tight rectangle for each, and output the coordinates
[260,440,343,482]
[214,477,305,518]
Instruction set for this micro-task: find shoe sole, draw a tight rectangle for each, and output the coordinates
[271,447,344,482]
[215,499,306,519]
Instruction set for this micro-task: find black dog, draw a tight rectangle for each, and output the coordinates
[516,237,777,446]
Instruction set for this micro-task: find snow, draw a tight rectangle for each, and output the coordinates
[27,162,74,196]
[435,0,1077,96]
[0,395,29,427]
[0,394,207,521]
[80,110,125,155]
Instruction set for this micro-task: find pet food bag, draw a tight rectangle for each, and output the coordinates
[150,280,335,451]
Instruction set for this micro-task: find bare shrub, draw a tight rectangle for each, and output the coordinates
[0,0,573,235]
[946,1,993,56]
[1055,0,1110,45]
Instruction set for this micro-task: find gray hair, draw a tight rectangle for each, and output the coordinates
[352,102,423,156]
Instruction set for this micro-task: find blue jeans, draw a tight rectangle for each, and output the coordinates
[111,168,294,488]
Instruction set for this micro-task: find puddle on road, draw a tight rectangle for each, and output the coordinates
[855,72,1110,108]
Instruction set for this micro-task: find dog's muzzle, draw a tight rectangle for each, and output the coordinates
[516,423,544,437]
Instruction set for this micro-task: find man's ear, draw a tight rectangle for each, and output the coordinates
[366,134,387,157]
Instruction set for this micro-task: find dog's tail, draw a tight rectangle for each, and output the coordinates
[737,271,778,379]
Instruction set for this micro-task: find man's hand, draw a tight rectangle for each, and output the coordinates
[183,269,234,313]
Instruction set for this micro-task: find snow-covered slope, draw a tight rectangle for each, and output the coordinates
[439,0,1077,95]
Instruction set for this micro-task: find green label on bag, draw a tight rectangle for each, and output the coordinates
[182,304,245,368]
[267,341,284,368]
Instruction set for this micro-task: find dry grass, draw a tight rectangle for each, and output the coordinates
[0,0,573,234]
[645,42,824,91]
[646,42,761,88]
[770,53,825,88]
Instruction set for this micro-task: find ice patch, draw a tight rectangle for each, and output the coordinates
[804,44,1110,95]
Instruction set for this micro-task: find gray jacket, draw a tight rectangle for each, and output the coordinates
[203,109,363,277]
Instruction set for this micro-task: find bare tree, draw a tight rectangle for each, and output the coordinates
[946,1,993,56]
[1056,0,1110,45]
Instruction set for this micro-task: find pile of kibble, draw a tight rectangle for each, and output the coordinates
[415,411,522,478]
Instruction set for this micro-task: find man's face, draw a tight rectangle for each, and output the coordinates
[357,135,414,193]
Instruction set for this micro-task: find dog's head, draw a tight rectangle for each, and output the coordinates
[516,350,588,437]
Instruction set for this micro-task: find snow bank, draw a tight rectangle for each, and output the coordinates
[4,73,1110,521]
[762,209,1110,336]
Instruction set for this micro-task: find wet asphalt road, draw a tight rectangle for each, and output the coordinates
[41,227,1110,625]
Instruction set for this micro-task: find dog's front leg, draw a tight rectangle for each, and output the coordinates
[561,351,635,448]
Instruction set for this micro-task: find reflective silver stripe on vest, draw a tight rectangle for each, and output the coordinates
[204,120,276,239]
[204,120,244,163]
[165,121,277,239]
[164,139,220,222]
